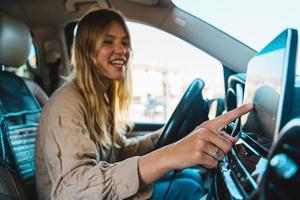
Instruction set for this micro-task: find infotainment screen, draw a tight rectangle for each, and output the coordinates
[227,29,298,196]
[241,29,298,140]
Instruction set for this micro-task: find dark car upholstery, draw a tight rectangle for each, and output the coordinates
[0,10,44,199]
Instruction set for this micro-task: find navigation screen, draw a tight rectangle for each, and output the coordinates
[228,29,297,195]
[241,29,297,140]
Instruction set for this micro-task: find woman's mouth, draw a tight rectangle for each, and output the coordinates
[109,59,126,68]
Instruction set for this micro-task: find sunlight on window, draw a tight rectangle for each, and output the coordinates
[172,0,300,75]
[127,21,224,123]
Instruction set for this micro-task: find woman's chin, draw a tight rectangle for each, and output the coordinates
[111,74,124,81]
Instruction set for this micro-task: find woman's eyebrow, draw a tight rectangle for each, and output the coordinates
[105,34,114,38]
[105,34,129,40]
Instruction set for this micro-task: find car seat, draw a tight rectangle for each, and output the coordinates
[0,10,45,199]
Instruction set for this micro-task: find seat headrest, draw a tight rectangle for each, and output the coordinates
[0,11,32,67]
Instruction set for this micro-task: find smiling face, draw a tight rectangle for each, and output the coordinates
[93,21,131,85]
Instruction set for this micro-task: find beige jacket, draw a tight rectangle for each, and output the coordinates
[35,82,156,200]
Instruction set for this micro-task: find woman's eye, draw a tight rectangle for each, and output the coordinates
[122,40,129,47]
[103,39,113,44]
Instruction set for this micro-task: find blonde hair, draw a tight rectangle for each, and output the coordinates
[71,9,132,150]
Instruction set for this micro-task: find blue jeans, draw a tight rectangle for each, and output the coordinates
[150,168,205,200]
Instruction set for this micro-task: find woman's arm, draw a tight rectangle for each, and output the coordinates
[138,103,253,184]
[37,115,148,200]
[116,126,163,160]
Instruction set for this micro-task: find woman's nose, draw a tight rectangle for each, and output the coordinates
[115,43,127,55]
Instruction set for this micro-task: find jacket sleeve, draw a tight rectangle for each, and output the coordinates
[43,116,145,200]
[116,130,161,160]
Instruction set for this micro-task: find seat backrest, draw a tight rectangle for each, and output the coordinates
[24,80,49,108]
[0,161,28,200]
[0,71,41,113]
[1,111,40,185]
[0,10,42,199]
[0,9,49,108]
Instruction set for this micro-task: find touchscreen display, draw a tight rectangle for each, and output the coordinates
[229,29,297,195]
[241,29,297,140]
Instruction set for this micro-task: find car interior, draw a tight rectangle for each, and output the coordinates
[0,0,299,200]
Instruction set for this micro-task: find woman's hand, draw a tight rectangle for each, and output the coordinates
[138,103,253,184]
[168,127,232,170]
[168,103,253,170]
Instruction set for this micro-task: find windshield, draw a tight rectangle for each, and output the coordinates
[172,0,300,74]
[172,0,299,51]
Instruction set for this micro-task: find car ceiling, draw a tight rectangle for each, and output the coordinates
[0,0,256,73]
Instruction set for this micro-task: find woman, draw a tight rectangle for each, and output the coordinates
[35,9,253,200]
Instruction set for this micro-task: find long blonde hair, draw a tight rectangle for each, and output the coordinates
[71,9,132,150]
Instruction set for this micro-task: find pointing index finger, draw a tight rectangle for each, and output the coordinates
[212,103,254,130]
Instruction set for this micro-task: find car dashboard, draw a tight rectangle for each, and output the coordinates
[211,73,300,200]
[213,74,268,200]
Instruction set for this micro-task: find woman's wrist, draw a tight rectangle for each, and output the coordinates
[138,145,175,184]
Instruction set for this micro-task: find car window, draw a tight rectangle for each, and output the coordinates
[127,22,224,123]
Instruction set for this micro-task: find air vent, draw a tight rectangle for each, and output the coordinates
[226,73,246,111]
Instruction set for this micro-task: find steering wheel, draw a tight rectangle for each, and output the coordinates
[155,78,209,149]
